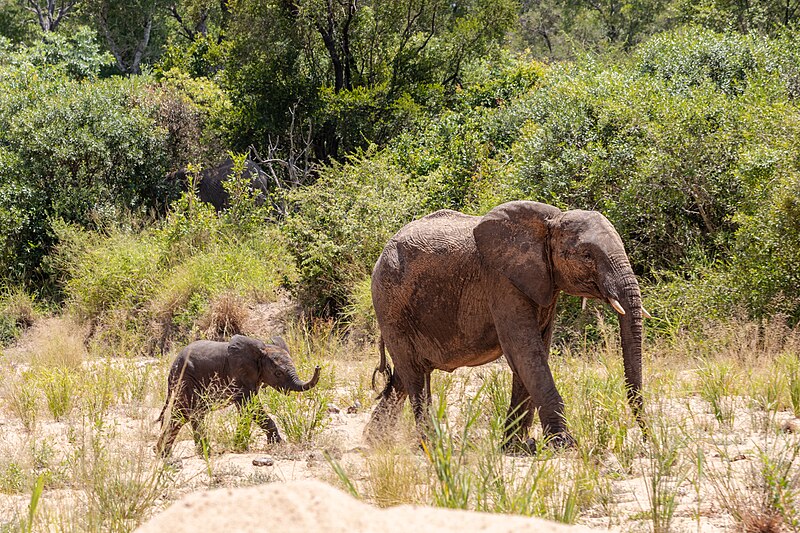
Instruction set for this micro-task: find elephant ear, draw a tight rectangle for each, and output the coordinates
[473,201,561,307]
[228,334,258,358]
[271,336,290,354]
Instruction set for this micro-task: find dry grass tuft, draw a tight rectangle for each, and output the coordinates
[2,289,38,330]
[740,512,785,533]
[29,318,88,369]
[198,292,249,341]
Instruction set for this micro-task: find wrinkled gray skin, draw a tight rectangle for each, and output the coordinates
[365,201,644,451]
[169,157,270,211]
[156,335,321,457]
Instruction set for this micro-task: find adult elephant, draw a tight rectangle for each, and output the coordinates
[168,157,270,211]
[365,201,648,450]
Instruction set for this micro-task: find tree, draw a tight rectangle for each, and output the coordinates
[681,0,800,33]
[89,0,168,74]
[219,0,517,158]
[166,0,230,42]
[560,0,670,48]
[24,0,78,32]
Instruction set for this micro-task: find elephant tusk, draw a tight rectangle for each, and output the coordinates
[641,307,652,319]
[609,298,626,315]
[581,297,587,311]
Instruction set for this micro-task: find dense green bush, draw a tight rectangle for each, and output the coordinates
[725,173,800,322]
[53,180,296,355]
[635,26,762,96]
[0,32,219,288]
[283,148,430,314]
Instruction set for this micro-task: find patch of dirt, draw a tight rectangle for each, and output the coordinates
[242,292,300,338]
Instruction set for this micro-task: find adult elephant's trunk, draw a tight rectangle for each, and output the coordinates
[609,257,645,430]
[283,366,321,393]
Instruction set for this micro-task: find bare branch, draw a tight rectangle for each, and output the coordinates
[26,0,77,31]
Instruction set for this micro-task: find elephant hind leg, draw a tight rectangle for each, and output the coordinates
[155,411,186,458]
[405,370,432,443]
[364,372,408,446]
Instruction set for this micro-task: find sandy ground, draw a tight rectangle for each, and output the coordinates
[1,313,798,531]
[135,479,597,533]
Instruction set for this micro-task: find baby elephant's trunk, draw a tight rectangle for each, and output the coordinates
[285,366,321,392]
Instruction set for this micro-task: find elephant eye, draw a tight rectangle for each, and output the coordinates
[274,369,284,378]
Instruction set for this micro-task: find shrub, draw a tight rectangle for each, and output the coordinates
[53,185,296,355]
[0,288,39,345]
[725,173,800,322]
[283,147,428,314]
[0,33,222,288]
[635,26,761,96]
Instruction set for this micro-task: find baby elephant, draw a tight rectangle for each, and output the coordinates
[155,334,321,457]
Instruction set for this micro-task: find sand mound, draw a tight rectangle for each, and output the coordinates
[136,480,595,533]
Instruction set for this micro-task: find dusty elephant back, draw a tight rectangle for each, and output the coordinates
[168,340,231,386]
[371,209,501,370]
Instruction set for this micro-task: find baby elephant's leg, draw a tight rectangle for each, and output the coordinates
[189,411,211,456]
[155,413,185,458]
[254,407,283,444]
[236,394,283,444]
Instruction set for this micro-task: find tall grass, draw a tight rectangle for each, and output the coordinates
[697,359,739,427]
[709,434,800,532]
[52,186,296,356]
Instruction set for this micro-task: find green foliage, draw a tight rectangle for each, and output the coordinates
[635,26,760,96]
[726,173,800,322]
[0,71,169,286]
[216,0,517,155]
[0,29,227,289]
[0,1,34,43]
[16,27,114,79]
[284,148,428,313]
[53,184,296,354]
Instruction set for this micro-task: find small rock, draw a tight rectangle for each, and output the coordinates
[327,404,341,414]
[252,456,274,467]
[347,401,361,414]
[306,451,324,464]
[731,454,748,462]
[164,457,183,470]
[782,418,800,433]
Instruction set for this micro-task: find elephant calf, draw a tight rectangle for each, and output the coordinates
[155,335,321,457]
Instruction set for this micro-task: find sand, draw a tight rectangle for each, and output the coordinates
[135,479,596,533]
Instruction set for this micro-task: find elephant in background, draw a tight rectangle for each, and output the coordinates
[156,335,320,457]
[365,201,648,451]
[169,156,270,211]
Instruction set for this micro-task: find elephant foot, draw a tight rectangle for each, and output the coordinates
[503,433,575,456]
[265,434,283,445]
[502,437,538,456]
[543,432,576,450]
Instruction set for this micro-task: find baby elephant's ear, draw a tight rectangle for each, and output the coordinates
[271,336,290,354]
[228,334,253,357]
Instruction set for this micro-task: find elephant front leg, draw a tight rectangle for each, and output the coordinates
[189,413,211,457]
[493,298,574,449]
[254,410,283,444]
[235,393,283,446]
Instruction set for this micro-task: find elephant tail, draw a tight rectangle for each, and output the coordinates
[155,397,169,425]
[371,337,393,399]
